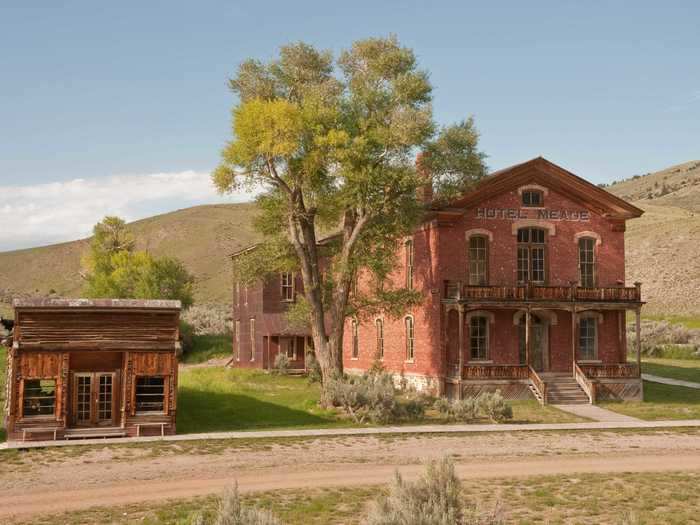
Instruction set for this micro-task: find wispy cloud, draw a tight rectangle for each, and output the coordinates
[0,171,254,251]
[667,90,700,113]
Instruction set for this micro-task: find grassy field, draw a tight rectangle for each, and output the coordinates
[602,381,700,420]
[642,314,700,330]
[180,334,232,364]
[642,358,700,383]
[19,469,700,524]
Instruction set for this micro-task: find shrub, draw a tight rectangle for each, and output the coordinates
[179,320,195,356]
[363,457,504,525]
[273,352,290,375]
[628,320,700,358]
[435,397,479,422]
[305,349,322,384]
[191,484,281,525]
[477,390,513,423]
[182,303,234,335]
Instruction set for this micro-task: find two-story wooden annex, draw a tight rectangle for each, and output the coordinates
[232,157,645,404]
[4,299,181,441]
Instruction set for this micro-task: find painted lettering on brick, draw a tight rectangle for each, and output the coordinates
[476,208,590,222]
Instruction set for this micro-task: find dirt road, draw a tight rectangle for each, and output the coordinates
[2,429,700,520]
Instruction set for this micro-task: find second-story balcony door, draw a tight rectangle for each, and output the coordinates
[517,227,547,285]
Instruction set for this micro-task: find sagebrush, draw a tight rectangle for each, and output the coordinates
[628,320,700,358]
[434,391,512,423]
[191,484,281,525]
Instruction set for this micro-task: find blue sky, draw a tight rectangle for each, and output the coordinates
[0,1,698,250]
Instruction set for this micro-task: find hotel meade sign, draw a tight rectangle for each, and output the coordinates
[476,207,591,222]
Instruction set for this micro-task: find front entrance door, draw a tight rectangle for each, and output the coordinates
[519,315,549,372]
[72,372,117,427]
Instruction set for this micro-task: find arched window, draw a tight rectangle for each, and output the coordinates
[517,227,547,284]
[405,316,415,361]
[468,235,489,285]
[578,316,598,360]
[375,318,384,359]
[404,239,414,289]
[469,316,489,360]
[578,238,596,287]
[351,319,359,359]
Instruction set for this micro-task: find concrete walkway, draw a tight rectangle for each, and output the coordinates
[552,404,642,422]
[643,373,700,390]
[3,418,700,450]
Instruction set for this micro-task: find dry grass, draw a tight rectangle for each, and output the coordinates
[17,470,700,524]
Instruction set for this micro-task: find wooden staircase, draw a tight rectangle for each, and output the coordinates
[542,375,590,405]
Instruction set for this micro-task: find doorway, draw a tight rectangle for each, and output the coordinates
[519,314,549,372]
[71,372,118,427]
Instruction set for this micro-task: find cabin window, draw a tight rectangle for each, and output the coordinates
[469,316,489,360]
[405,316,415,361]
[375,318,384,359]
[135,377,165,414]
[468,235,489,285]
[522,189,544,207]
[351,319,359,358]
[517,227,546,284]
[579,238,596,287]
[579,317,598,360]
[234,320,241,361]
[22,379,56,417]
[405,239,414,289]
[281,272,295,302]
[250,318,256,361]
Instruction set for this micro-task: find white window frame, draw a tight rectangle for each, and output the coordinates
[351,319,359,359]
[281,272,295,302]
[404,239,414,290]
[405,315,415,362]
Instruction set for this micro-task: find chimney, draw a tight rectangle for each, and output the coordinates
[415,151,433,204]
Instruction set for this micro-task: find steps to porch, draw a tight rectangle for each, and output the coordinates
[64,427,128,440]
[541,374,589,405]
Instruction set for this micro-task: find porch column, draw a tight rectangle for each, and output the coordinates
[457,305,464,400]
[525,308,531,368]
[635,307,642,371]
[571,307,577,372]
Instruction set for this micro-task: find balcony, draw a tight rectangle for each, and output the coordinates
[443,281,641,304]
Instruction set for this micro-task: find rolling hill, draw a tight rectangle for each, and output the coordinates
[1,160,699,317]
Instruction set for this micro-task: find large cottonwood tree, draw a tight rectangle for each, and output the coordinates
[213,36,486,383]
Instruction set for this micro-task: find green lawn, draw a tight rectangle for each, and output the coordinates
[642,358,700,383]
[20,470,700,524]
[601,381,700,420]
[180,334,233,364]
[642,314,700,329]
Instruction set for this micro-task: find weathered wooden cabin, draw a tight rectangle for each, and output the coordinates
[5,299,181,441]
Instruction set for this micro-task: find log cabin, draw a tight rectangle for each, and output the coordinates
[5,298,181,441]
[231,157,645,404]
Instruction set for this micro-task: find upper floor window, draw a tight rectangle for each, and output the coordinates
[351,319,359,359]
[522,189,544,207]
[578,316,597,360]
[578,238,596,287]
[375,318,384,359]
[468,235,489,286]
[405,316,415,361]
[281,272,295,302]
[517,227,546,284]
[405,239,414,289]
[469,316,489,360]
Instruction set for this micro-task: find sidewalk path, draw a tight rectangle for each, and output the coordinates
[3,418,700,450]
[552,404,641,422]
[643,373,700,390]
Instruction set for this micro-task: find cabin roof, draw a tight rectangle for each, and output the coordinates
[13,298,182,310]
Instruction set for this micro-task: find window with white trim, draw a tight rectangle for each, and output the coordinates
[405,316,415,361]
[578,317,597,360]
[522,189,544,207]
[405,239,414,289]
[578,238,596,287]
[468,235,489,285]
[517,227,546,284]
[469,316,489,360]
[281,272,295,302]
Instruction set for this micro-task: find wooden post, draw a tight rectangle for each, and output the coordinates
[457,306,465,399]
[525,308,531,368]
[571,308,577,374]
[635,307,642,370]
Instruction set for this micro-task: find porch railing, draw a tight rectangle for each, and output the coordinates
[528,366,547,405]
[577,363,641,379]
[444,282,641,303]
[463,364,529,380]
[574,361,596,404]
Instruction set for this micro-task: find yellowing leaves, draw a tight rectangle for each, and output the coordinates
[227,98,304,164]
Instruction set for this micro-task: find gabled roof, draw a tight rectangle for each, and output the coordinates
[444,156,644,220]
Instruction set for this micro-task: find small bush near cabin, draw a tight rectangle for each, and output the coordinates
[305,349,322,384]
[435,397,479,422]
[363,457,504,525]
[272,352,290,375]
[435,391,512,423]
[191,484,281,525]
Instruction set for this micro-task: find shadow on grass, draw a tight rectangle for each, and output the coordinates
[642,362,700,384]
[176,388,340,434]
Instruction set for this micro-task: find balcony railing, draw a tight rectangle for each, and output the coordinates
[462,364,529,380]
[444,282,641,303]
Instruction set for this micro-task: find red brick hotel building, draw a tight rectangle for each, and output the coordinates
[232,157,645,404]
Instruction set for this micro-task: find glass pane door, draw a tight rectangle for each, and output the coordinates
[75,375,92,425]
[97,374,113,423]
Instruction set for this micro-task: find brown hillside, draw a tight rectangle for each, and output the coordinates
[607,160,700,315]
[0,203,260,309]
